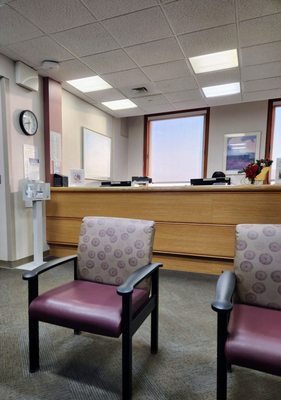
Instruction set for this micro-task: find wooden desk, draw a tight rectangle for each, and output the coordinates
[46,185,281,275]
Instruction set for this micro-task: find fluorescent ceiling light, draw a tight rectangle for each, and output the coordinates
[189,49,238,74]
[202,82,240,98]
[67,76,112,92]
[102,99,137,110]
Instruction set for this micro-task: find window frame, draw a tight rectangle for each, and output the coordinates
[265,98,281,183]
[143,108,210,181]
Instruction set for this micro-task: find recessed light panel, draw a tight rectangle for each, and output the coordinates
[202,82,240,98]
[102,99,137,110]
[67,76,112,93]
[189,49,238,74]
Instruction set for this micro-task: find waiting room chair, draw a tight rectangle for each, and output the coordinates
[23,216,162,400]
[212,224,281,400]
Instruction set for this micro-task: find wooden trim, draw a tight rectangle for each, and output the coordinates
[145,106,209,119]
[43,77,51,184]
[265,99,274,159]
[143,115,149,176]
[265,98,281,183]
[203,107,210,178]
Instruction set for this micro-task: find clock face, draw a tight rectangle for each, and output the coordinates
[19,110,38,136]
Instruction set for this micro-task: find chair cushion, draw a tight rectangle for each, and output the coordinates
[77,217,155,290]
[29,280,149,337]
[225,304,281,376]
[234,224,281,310]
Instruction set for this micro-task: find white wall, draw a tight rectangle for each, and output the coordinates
[0,54,44,262]
[208,101,268,184]
[62,90,128,181]
[128,116,144,178]
[127,102,269,184]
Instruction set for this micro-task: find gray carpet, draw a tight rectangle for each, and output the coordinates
[0,265,280,399]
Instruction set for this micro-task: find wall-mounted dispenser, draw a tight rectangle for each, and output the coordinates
[15,61,39,92]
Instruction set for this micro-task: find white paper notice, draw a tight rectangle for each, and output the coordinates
[24,144,39,180]
[50,131,62,174]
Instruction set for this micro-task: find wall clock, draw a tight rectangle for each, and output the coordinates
[19,110,38,136]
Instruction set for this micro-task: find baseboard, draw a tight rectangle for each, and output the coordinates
[0,250,50,268]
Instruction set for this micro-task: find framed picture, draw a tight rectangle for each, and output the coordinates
[223,132,261,174]
[82,128,111,180]
[69,168,85,186]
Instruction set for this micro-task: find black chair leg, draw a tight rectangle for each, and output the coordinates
[29,318,39,372]
[122,332,132,400]
[151,306,158,354]
[217,313,228,400]
[151,269,159,354]
[74,329,81,335]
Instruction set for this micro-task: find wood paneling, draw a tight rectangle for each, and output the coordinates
[46,185,281,275]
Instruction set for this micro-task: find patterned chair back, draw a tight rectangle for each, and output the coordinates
[77,216,155,290]
[234,224,281,310]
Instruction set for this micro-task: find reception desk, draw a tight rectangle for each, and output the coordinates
[46,185,281,275]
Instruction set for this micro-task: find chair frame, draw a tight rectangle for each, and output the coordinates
[23,254,162,400]
[211,271,236,400]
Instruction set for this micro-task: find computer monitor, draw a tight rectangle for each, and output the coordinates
[190,177,231,186]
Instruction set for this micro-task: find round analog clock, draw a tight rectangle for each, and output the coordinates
[19,110,38,136]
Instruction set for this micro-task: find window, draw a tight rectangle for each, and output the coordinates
[144,110,209,183]
[266,100,281,183]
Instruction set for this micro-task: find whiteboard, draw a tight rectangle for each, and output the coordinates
[82,128,111,180]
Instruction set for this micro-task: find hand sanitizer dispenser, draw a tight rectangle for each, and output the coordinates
[18,180,51,270]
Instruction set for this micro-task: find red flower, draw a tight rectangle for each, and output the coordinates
[244,163,259,179]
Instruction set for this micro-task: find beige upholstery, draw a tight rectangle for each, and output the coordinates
[234,224,281,310]
[77,216,155,289]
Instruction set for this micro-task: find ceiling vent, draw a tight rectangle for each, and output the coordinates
[132,86,148,94]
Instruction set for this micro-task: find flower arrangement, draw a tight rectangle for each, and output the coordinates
[238,159,273,184]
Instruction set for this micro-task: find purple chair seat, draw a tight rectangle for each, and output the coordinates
[225,304,281,376]
[29,280,149,337]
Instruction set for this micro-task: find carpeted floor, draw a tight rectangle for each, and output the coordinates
[0,265,280,399]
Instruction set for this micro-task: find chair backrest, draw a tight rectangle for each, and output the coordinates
[234,224,281,310]
[77,216,155,289]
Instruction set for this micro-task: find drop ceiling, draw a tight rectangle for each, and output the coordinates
[0,0,281,118]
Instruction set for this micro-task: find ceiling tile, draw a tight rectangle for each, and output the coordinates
[243,77,281,92]
[0,5,42,46]
[142,60,192,81]
[125,37,184,67]
[165,89,202,102]
[206,92,242,106]
[241,41,281,66]
[179,24,238,58]
[163,0,235,35]
[171,99,208,110]
[242,62,281,81]
[86,88,126,102]
[155,77,198,93]
[52,23,119,57]
[119,82,160,98]
[109,107,145,118]
[82,0,158,20]
[101,68,150,88]
[133,94,170,107]
[8,36,74,66]
[237,0,281,21]
[196,68,240,87]
[41,59,94,81]
[102,7,172,47]
[239,13,281,47]
[81,49,137,74]
[138,103,176,114]
[10,0,95,33]
[243,89,281,102]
